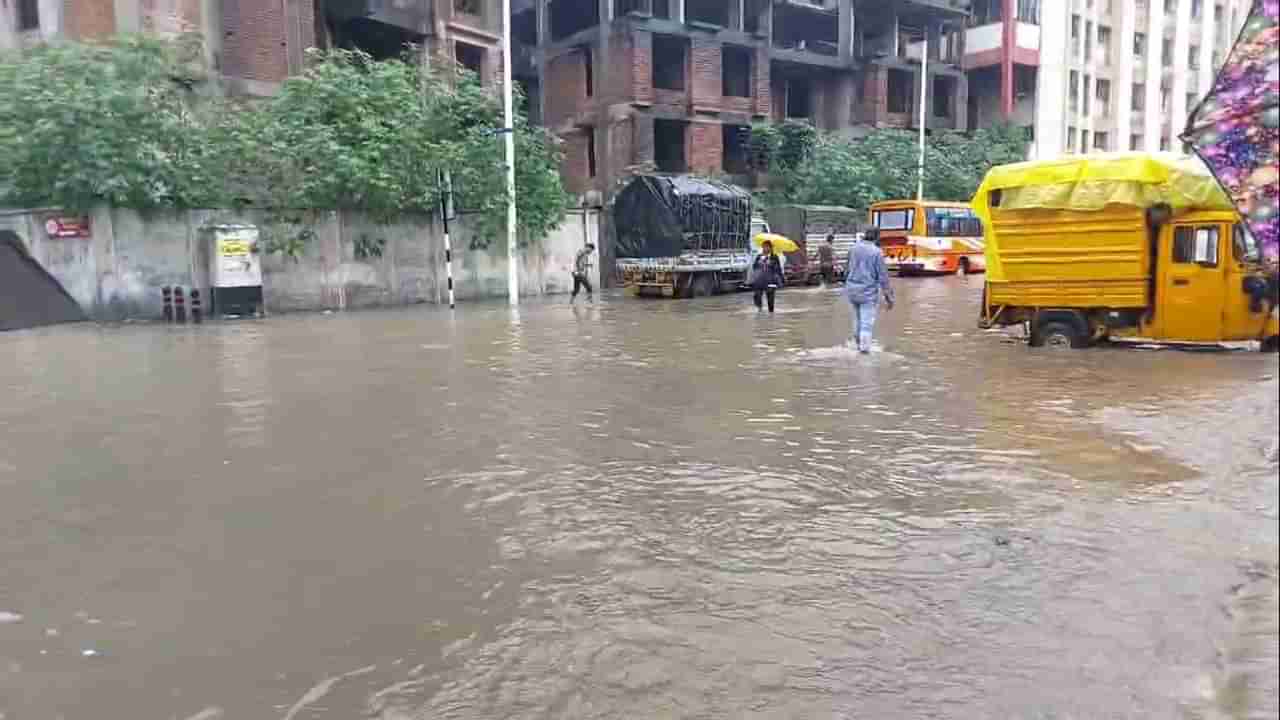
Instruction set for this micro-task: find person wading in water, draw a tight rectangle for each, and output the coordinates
[752,240,785,313]
[818,234,836,287]
[844,228,894,353]
[570,243,595,304]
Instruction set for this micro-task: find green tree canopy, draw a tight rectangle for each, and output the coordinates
[0,38,567,240]
[753,122,1030,212]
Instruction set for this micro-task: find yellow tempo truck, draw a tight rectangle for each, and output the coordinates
[973,153,1279,351]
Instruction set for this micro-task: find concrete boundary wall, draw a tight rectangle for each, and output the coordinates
[0,207,600,320]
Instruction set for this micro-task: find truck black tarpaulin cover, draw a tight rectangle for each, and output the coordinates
[613,175,752,258]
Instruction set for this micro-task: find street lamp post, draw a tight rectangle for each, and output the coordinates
[502,0,519,305]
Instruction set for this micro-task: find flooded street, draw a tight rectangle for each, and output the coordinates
[2,278,1277,719]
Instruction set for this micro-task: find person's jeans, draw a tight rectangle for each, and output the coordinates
[851,301,878,351]
[753,286,777,312]
[571,273,593,301]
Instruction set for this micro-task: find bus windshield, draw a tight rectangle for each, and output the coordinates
[873,208,915,231]
[925,207,982,237]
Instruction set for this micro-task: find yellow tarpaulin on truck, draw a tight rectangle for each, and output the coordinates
[972,152,1235,282]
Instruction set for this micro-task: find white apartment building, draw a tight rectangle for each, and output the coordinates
[965,0,1251,159]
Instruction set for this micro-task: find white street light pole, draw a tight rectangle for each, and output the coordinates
[502,0,519,306]
[916,32,928,202]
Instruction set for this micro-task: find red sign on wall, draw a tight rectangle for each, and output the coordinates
[44,216,91,239]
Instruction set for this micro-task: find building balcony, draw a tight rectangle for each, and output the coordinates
[962,21,1041,70]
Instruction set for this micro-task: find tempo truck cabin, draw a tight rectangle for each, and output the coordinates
[973,153,1279,351]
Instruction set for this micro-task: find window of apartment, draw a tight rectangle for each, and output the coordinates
[1189,44,1200,69]
[1161,87,1171,112]
[1082,129,1091,151]
[1191,0,1203,18]
[652,35,687,91]
[1214,3,1224,22]
[1186,92,1199,111]
[455,42,485,78]
[1016,0,1040,24]
[1162,37,1173,66]
[1098,26,1112,64]
[1069,70,1080,112]
[1160,135,1171,151]
[653,119,687,172]
[1067,125,1078,152]
[550,0,600,41]
[1071,15,1081,57]
[785,77,812,118]
[1134,32,1146,58]
[18,0,40,30]
[887,69,913,115]
[1085,21,1093,60]
[1083,74,1092,114]
[1096,78,1111,115]
[455,0,482,16]
[686,0,728,28]
[722,125,750,174]
[1094,131,1109,151]
[722,46,752,98]
[585,127,597,177]
[933,75,955,118]
[973,0,1002,24]
[1164,0,1175,15]
[1131,133,1143,150]
[1132,83,1146,111]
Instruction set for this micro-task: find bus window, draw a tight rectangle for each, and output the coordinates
[926,207,982,236]
[874,208,915,231]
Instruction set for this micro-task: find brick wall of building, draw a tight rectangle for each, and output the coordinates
[141,0,201,34]
[752,46,770,117]
[544,49,586,130]
[560,128,591,194]
[686,120,721,174]
[631,31,653,106]
[221,0,290,83]
[609,116,634,184]
[63,0,115,39]
[689,36,720,112]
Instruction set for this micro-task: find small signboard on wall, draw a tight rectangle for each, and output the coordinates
[43,216,91,238]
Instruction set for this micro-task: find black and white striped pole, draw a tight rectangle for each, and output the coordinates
[439,169,456,309]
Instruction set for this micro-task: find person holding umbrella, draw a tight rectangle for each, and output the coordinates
[751,232,794,312]
[844,227,894,353]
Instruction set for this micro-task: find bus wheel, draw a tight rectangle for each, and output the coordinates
[1031,320,1087,349]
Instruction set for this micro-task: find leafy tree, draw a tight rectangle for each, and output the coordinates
[0,39,568,244]
[752,122,1030,212]
[0,36,216,210]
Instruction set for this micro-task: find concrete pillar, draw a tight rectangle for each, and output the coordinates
[837,0,852,62]
[595,0,612,193]
[833,72,854,129]
[536,0,547,44]
[536,0,548,124]
[1000,0,1015,117]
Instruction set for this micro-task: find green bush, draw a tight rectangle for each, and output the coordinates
[0,37,567,243]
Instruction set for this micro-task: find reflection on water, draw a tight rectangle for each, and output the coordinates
[1,279,1276,719]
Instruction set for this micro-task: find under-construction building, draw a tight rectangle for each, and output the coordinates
[511,0,972,196]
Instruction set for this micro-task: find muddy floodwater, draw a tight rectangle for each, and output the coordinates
[2,279,1277,719]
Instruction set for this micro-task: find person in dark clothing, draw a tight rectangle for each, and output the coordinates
[818,234,836,286]
[752,240,784,313]
[570,243,594,303]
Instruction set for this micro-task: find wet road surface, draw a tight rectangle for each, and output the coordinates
[1,278,1277,719]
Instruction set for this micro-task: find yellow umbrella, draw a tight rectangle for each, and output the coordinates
[753,233,798,254]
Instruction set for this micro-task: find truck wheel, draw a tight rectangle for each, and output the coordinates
[1030,320,1087,349]
[1262,335,1280,353]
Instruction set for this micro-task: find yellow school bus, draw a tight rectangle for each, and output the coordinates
[869,200,986,276]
